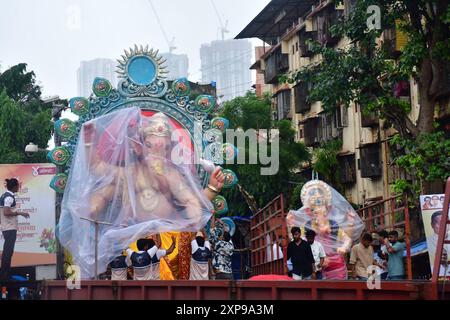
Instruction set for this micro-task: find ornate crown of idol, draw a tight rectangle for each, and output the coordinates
[300,180,332,207]
[142,114,171,137]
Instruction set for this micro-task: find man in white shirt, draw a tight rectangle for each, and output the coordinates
[109,250,132,280]
[189,231,212,280]
[272,235,284,261]
[126,237,175,280]
[305,229,326,279]
[0,178,30,281]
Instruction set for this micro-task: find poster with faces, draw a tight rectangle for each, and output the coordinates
[420,194,450,277]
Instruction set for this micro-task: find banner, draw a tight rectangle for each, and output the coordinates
[0,163,56,267]
[420,194,450,277]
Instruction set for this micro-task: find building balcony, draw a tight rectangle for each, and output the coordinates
[264,48,289,84]
[303,116,321,147]
[316,4,343,47]
[383,21,408,59]
[294,82,311,113]
[299,31,317,57]
[361,112,379,128]
[274,89,292,120]
[302,111,343,147]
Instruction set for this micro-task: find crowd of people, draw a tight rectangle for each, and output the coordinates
[107,217,235,281]
[283,228,407,281]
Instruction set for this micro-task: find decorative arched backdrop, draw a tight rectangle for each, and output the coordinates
[47,45,239,215]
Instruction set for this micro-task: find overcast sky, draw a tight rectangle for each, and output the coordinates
[0,0,270,100]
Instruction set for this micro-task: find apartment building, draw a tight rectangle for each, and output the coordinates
[236,0,449,207]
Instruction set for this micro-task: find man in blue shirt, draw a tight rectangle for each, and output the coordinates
[382,230,406,280]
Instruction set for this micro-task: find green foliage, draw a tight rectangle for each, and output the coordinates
[285,0,449,134]
[390,131,450,194]
[313,139,343,191]
[290,182,305,210]
[0,64,53,163]
[0,90,26,157]
[0,63,42,103]
[220,92,311,215]
[284,0,449,195]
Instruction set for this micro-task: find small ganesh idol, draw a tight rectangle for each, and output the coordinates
[286,180,364,279]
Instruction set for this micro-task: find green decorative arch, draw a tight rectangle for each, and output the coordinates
[48,45,235,215]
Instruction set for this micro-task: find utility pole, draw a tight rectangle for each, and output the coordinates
[50,99,67,280]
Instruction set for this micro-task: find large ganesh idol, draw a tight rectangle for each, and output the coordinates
[58,107,224,279]
[51,46,238,280]
[286,180,364,279]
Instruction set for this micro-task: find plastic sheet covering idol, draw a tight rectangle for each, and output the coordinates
[286,180,364,279]
[58,107,213,279]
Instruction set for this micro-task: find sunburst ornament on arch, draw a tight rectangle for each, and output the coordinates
[116,45,169,98]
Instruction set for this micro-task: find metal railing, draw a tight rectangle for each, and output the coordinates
[250,194,288,276]
[357,194,412,280]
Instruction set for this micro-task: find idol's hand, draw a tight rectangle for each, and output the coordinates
[322,257,330,268]
[286,212,295,226]
[209,167,224,191]
[346,210,356,227]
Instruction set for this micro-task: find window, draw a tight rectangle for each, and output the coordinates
[344,0,357,18]
[303,117,320,146]
[335,105,348,127]
[294,82,311,113]
[264,47,289,84]
[275,90,292,120]
[338,154,356,184]
[299,31,317,57]
[359,143,382,178]
[317,5,342,47]
[360,106,379,128]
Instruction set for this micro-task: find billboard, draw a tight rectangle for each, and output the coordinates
[0,164,56,267]
[420,194,450,277]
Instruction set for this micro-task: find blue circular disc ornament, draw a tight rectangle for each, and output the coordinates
[55,119,77,141]
[220,217,236,236]
[222,143,238,162]
[221,169,238,189]
[211,117,230,133]
[195,95,215,113]
[69,97,90,116]
[50,173,68,194]
[172,78,191,96]
[92,77,112,97]
[212,195,228,215]
[127,56,157,85]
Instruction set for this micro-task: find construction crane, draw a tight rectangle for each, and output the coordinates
[147,0,176,53]
[210,0,229,41]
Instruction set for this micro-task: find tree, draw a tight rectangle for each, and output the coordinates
[0,64,53,163]
[0,63,42,103]
[313,139,343,191]
[284,0,450,195]
[219,92,311,215]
